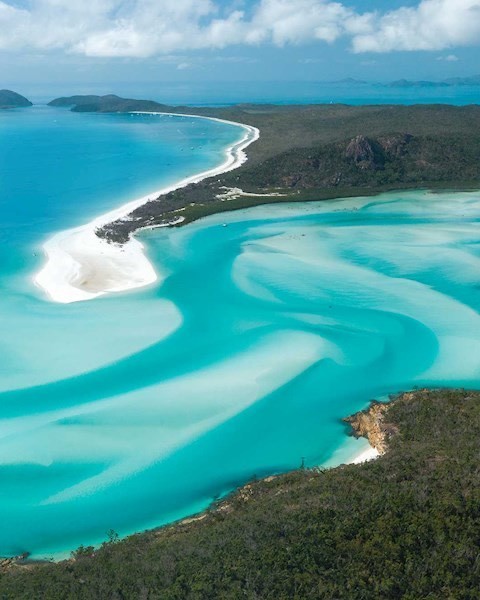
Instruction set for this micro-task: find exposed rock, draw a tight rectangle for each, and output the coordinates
[378,133,414,157]
[345,133,414,170]
[0,553,30,572]
[345,135,377,169]
[238,484,255,502]
[344,400,398,454]
[174,514,207,527]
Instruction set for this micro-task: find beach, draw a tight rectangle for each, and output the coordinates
[349,446,380,464]
[35,113,259,303]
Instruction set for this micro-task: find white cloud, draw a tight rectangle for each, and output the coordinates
[245,0,352,45]
[437,54,460,61]
[0,0,479,58]
[351,0,480,53]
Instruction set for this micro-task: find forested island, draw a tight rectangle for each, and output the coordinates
[0,90,32,109]
[1,388,480,598]
[48,95,480,243]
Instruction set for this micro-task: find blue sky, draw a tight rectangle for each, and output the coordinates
[0,0,479,91]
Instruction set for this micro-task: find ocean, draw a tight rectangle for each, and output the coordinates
[0,99,480,558]
[26,80,480,107]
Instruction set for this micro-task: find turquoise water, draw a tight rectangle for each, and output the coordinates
[1,108,480,559]
[28,80,480,106]
[135,80,480,106]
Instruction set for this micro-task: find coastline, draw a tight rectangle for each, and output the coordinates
[34,101,480,302]
[2,388,479,596]
[348,444,380,464]
[0,396,385,565]
[34,113,259,303]
[23,101,479,561]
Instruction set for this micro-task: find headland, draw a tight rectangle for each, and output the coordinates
[2,388,479,598]
[36,95,480,303]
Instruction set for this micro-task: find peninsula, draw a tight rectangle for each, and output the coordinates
[49,95,480,244]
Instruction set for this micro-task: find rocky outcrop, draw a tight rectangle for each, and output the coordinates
[378,133,413,157]
[345,133,414,171]
[345,135,378,169]
[278,133,416,188]
[0,553,30,573]
[344,399,399,454]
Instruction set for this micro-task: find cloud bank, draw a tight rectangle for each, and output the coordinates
[0,0,479,57]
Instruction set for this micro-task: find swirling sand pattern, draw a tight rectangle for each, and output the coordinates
[1,190,480,558]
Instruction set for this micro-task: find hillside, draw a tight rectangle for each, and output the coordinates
[47,96,480,244]
[48,94,170,113]
[0,90,32,109]
[1,389,480,598]
[48,96,480,163]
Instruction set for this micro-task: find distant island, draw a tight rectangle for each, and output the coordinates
[47,94,480,244]
[327,75,480,88]
[0,90,32,109]
[49,94,169,113]
[330,77,368,85]
[330,75,480,88]
[388,78,451,88]
[388,74,480,88]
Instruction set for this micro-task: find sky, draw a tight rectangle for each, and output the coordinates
[0,0,479,98]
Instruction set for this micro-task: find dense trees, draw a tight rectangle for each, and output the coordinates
[1,389,480,599]
[86,101,480,243]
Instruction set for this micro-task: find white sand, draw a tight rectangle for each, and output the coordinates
[319,437,381,470]
[35,113,260,303]
[349,446,380,464]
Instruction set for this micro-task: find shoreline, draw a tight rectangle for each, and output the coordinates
[0,397,385,564]
[348,444,381,464]
[34,113,259,303]
[2,388,479,595]
[34,101,480,302]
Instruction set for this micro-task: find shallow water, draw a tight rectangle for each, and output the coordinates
[1,108,480,558]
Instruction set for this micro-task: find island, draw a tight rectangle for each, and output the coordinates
[48,95,480,244]
[1,388,479,597]
[0,90,32,109]
[388,74,480,87]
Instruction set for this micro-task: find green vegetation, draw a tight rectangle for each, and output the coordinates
[48,97,480,243]
[0,90,32,109]
[2,389,480,599]
[48,94,169,113]
[224,132,480,189]
[49,98,480,163]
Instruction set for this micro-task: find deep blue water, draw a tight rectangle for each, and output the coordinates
[1,105,480,559]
